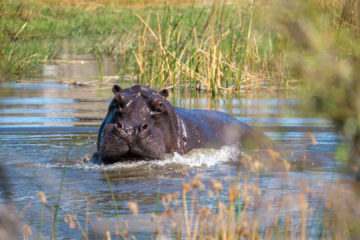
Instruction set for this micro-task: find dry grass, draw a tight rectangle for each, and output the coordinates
[14,149,360,240]
[131,0,283,95]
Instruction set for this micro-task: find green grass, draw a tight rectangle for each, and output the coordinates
[0,0,285,95]
[51,155,68,240]
[0,1,139,76]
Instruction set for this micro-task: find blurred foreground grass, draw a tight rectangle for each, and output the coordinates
[13,152,360,239]
[273,0,360,174]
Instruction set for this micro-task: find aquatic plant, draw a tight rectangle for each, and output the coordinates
[52,157,67,240]
[36,191,46,240]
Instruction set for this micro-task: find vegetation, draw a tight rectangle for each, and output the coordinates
[2,0,360,239]
[17,152,360,239]
[273,0,360,174]
[0,0,286,94]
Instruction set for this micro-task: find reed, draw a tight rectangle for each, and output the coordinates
[133,0,283,95]
[51,159,67,240]
[104,171,122,235]
[36,191,46,240]
[0,0,286,95]
[94,48,104,83]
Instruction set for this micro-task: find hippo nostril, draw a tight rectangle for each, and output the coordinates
[116,122,123,129]
[140,123,149,132]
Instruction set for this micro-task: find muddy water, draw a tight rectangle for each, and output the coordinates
[0,57,345,239]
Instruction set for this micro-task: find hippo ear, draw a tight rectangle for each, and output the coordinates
[159,89,169,98]
[112,85,122,95]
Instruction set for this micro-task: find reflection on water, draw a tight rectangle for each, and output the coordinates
[0,57,346,239]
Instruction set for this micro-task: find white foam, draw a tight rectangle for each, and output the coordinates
[34,145,244,171]
[157,145,243,168]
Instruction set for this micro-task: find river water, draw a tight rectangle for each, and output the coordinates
[0,57,348,239]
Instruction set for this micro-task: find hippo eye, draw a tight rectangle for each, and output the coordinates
[150,98,166,118]
[114,103,123,112]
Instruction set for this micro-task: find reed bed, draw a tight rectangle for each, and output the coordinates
[0,0,286,94]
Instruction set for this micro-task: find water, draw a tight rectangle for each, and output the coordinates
[0,57,348,239]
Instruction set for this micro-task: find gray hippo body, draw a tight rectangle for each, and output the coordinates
[93,85,273,164]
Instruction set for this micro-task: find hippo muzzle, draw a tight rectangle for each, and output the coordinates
[98,121,166,163]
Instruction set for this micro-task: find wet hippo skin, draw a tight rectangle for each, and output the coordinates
[93,85,274,164]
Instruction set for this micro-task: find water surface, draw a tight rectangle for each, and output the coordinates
[0,58,346,239]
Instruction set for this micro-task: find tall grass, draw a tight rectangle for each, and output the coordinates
[0,0,286,95]
[134,0,282,95]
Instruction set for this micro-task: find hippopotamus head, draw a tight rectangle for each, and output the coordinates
[97,85,181,163]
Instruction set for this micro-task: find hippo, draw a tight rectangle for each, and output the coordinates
[92,85,274,164]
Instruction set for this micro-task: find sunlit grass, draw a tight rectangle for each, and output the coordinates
[0,0,286,95]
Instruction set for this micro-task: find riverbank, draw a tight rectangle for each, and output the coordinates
[1,0,288,94]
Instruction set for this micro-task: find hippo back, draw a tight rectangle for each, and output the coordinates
[174,107,274,150]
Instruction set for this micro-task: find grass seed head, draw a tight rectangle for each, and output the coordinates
[199,206,212,218]
[64,213,76,229]
[191,173,205,190]
[210,179,222,193]
[283,160,291,171]
[161,207,175,219]
[228,185,239,203]
[36,191,47,203]
[182,182,192,194]
[22,224,32,240]
[250,160,267,172]
[208,190,214,197]
[128,201,138,215]
[266,148,281,162]
[162,192,179,207]
[306,133,318,145]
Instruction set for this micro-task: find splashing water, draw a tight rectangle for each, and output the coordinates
[33,145,244,171]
